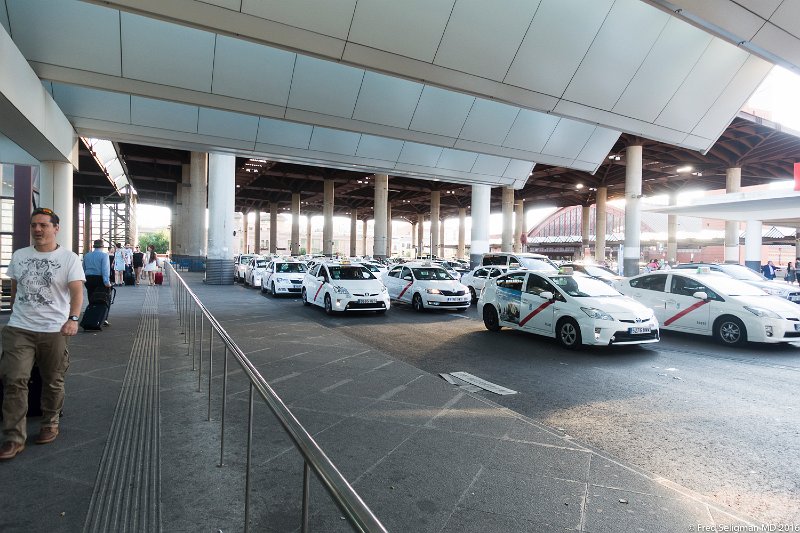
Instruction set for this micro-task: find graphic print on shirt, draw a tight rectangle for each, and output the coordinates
[16,258,61,305]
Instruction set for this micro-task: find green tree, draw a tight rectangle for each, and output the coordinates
[138,231,170,254]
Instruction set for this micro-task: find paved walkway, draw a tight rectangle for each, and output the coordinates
[0,272,758,532]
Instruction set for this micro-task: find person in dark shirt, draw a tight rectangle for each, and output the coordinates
[132,245,144,286]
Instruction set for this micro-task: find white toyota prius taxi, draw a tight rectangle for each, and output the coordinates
[381,262,470,311]
[616,268,800,345]
[478,269,660,349]
[302,261,389,314]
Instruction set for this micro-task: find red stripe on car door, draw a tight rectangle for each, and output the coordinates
[398,282,413,299]
[314,284,324,301]
[519,300,553,327]
[663,300,708,326]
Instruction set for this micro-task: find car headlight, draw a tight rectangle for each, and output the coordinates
[333,285,350,295]
[743,306,781,319]
[276,277,288,283]
[762,287,788,297]
[581,307,614,321]
[426,288,442,294]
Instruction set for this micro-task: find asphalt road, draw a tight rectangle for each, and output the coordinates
[246,283,800,525]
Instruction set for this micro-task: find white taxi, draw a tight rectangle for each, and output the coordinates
[244,256,269,287]
[616,268,800,345]
[302,261,389,314]
[478,270,659,349]
[262,259,307,296]
[460,266,508,303]
[381,262,470,312]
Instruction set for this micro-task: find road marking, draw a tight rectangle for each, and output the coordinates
[449,372,517,395]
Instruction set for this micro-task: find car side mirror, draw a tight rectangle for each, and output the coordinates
[692,291,708,300]
[540,291,554,300]
[403,275,413,281]
[317,276,325,282]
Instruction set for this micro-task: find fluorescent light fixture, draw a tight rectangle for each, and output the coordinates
[676,165,693,173]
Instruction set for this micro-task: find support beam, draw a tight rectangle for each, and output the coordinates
[291,193,300,255]
[595,187,607,264]
[470,185,491,268]
[667,193,678,266]
[349,210,357,257]
[187,152,208,261]
[269,202,278,254]
[417,215,424,258]
[501,186,514,252]
[322,179,334,255]
[430,191,440,258]
[745,220,762,273]
[581,205,590,260]
[373,174,388,259]
[206,153,235,284]
[623,145,642,277]
[458,208,466,260]
[253,209,261,254]
[386,202,393,258]
[38,161,74,250]
[724,167,742,263]
[513,200,524,253]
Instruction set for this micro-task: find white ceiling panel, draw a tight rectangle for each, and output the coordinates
[355,135,404,162]
[287,55,364,118]
[542,119,595,160]
[131,96,198,133]
[348,0,454,63]
[668,0,764,40]
[576,127,619,166]
[1,1,10,34]
[502,109,559,152]
[398,142,443,167]
[434,0,540,81]
[409,86,474,137]
[563,0,669,110]
[471,154,510,176]
[121,13,215,92]
[655,39,748,132]
[256,118,312,149]
[735,0,782,19]
[351,71,423,129]
[241,0,357,40]
[201,0,241,9]
[198,108,259,142]
[211,35,295,106]
[771,2,800,36]
[612,18,713,122]
[51,83,131,124]
[503,160,534,180]
[752,23,800,70]
[308,127,361,155]
[691,55,772,140]
[7,0,121,76]
[505,0,613,97]
[459,99,519,145]
[436,148,478,172]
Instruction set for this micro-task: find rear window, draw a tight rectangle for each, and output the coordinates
[629,274,667,292]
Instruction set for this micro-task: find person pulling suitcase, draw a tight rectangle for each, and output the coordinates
[83,239,112,326]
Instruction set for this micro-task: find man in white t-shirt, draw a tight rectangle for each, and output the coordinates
[0,207,85,461]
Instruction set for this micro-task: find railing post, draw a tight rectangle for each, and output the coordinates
[191,306,197,367]
[207,324,213,420]
[198,314,204,392]
[302,462,311,533]
[245,382,254,533]
[218,345,228,468]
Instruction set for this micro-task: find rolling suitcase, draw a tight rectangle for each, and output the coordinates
[124,266,136,286]
[154,271,163,285]
[81,287,115,331]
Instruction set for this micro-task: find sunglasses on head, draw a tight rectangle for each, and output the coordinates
[32,207,55,216]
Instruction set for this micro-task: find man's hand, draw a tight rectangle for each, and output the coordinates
[61,320,79,336]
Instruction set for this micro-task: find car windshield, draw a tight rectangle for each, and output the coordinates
[363,264,380,272]
[518,256,558,271]
[412,267,453,280]
[276,262,306,273]
[328,265,375,280]
[696,276,766,296]
[550,275,621,297]
[720,265,767,281]
[582,265,617,278]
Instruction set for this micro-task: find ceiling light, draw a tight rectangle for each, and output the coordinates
[576,184,584,189]
[676,165,693,173]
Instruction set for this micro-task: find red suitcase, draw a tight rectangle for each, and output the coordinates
[154,271,163,285]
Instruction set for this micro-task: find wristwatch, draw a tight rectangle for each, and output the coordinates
[68,315,79,322]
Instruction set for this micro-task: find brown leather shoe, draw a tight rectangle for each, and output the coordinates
[0,441,25,460]
[35,426,59,445]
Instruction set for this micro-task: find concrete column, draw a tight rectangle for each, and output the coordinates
[595,186,607,264]
[430,191,440,258]
[724,167,742,263]
[362,219,368,257]
[581,205,591,260]
[373,174,388,258]
[623,145,642,277]
[501,186,514,252]
[350,209,357,257]
[470,185,491,268]
[306,213,312,254]
[439,218,446,257]
[514,200,524,253]
[291,193,300,255]
[174,163,189,258]
[83,201,92,255]
[187,152,208,260]
[241,210,249,254]
[386,203,393,257]
[667,193,678,266]
[38,161,74,250]
[253,209,261,254]
[417,215,425,258]
[206,153,235,284]
[458,208,466,259]
[323,179,334,255]
[269,203,278,254]
[411,222,417,252]
[744,219,762,272]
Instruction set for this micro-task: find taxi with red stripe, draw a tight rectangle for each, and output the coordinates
[478,269,659,349]
[381,261,470,312]
[301,260,389,315]
[616,268,800,345]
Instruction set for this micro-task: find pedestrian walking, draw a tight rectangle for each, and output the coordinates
[796,257,800,285]
[785,262,795,284]
[112,243,125,286]
[132,245,144,285]
[762,260,777,280]
[143,245,158,286]
[0,207,85,461]
[83,239,112,326]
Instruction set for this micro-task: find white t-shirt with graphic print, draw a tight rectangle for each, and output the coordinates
[7,245,86,333]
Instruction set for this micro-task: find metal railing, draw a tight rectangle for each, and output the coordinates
[165,262,388,533]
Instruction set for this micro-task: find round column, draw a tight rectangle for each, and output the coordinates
[623,145,642,277]
[439,218,445,258]
[724,167,742,263]
[417,215,425,258]
[581,205,590,260]
[188,152,208,265]
[291,193,301,255]
[241,210,249,254]
[501,186,514,252]
[667,193,678,265]
[269,202,278,254]
[253,209,261,254]
[373,174,388,258]
[206,153,235,284]
[458,208,466,259]
[386,202,393,257]
[594,187,607,264]
[349,209,357,257]
[411,222,417,253]
[39,161,74,251]
[470,185,491,268]
[514,200,524,253]
[306,212,312,254]
[430,191,440,258]
[323,179,334,256]
[744,219,762,272]
[362,219,368,256]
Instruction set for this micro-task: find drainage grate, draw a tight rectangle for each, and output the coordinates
[441,372,517,395]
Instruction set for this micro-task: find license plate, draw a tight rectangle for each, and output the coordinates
[628,327,651,334]
[447,297,464,302]
[358,299,377,304]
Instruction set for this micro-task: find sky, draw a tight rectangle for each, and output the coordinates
[138,66,800,234]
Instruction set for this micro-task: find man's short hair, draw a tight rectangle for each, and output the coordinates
[93,239,105,248]
[31,207,59,225]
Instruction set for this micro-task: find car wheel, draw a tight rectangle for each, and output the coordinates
[715,315,747,346]
[271,282,277,297]
[412,293,424,312]
[482,305,501,331]
[302,288,310,306]
[557,318,582,350]
[468,286,477,303]
[324,294,333,315]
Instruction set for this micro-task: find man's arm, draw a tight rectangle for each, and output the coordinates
[9,279,16,310]
[61,280,84,336]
